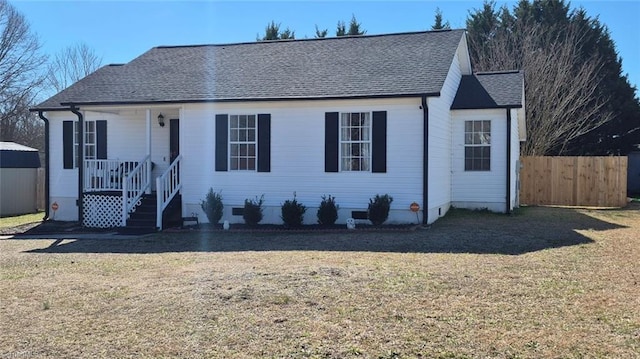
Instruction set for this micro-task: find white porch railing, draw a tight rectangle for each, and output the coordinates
[84,159,138,191]
[156,155,182,230]
[121,155,152,226]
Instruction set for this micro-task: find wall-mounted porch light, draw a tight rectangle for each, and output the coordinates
[158,113,165,127]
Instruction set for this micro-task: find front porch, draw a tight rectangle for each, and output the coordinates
[73,107,183,231]
[82,156,182,230]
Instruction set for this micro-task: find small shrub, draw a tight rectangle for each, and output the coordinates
[281,192,306,227]
[243,195,264,226]
[368,194,393,226]
[200,188,224,224]
[317,194,339,226]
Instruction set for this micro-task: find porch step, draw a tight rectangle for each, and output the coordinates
[119,194,158,234]
[117,193,182,234]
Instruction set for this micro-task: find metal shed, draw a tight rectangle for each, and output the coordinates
[0,142,41,217]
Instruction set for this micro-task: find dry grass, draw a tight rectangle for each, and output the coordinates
[0,212,43,229]
[1,205,639,358]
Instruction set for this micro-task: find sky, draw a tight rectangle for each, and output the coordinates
[11,0,640,98]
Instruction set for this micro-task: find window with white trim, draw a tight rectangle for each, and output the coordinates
[464,120,491,171]
[340,112,371,171]
[229,114,257,171]
[74,120,96,168]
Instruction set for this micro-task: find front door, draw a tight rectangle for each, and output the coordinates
[170,119,179,163]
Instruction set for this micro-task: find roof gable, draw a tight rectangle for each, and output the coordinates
[451,71,524,109]
[34,30,467,109]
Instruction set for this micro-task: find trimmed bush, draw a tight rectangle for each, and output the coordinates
[243,195,264,226]
[368,194,393,226]
[281,193,307,227]
[200,188,223,224]
[317,194,339,226]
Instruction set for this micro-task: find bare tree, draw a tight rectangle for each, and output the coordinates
[470,21,613,155]
[0,94,43,150]
[46,42,102,93]
[0,0,47,149]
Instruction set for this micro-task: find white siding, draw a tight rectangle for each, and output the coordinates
[180,98,426,224]
[105,109,173,180]
[424,51,463,223]
[451,108,508,212]
[47,112,80,221]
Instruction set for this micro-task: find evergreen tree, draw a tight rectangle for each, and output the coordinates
[347,14,366,35]
[261,21,280,41]
[432,7,450,30]
[466,0,640,155]
[314,25,328,38]
[279,28,295,40]
[259,21,295,41]
[336,20,346,36]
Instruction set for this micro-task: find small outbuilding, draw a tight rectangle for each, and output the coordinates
[0,142,41,217]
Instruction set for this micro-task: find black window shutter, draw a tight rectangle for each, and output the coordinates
[372,111,387,173]
[96,120,107,159]
[325,112,339,172]
[257,114,271,172]
[215,114,228,171]
[63,121,74,169]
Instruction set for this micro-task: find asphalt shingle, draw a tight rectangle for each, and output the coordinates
[33,30,467,109]
[451,71,524,109]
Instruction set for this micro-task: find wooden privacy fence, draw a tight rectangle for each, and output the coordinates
[520,156,628,207]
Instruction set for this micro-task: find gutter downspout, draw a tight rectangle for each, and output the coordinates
[70,105,84,225]
[421,95,429,225]
[506,108,512,214]
[37,111,50,221]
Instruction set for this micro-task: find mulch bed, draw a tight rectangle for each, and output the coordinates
[165,222,421,233]
[1,220,420,236]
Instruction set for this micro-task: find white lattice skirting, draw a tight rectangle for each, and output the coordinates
[83,194,123,228]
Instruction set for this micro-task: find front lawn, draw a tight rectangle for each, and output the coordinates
[1,205,638,358]
[0,212,43,231]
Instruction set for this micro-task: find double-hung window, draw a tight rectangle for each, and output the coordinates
[74,120,96,168]
[340,112,371,171]
[229,114,257,171]
[464,120,491,171]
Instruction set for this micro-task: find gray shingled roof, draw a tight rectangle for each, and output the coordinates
[33,30,466,110]
[451,71,524,109]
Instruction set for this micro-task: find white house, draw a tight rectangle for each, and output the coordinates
[31,29,526,231]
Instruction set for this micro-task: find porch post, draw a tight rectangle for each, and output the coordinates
[146,109,152,194]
